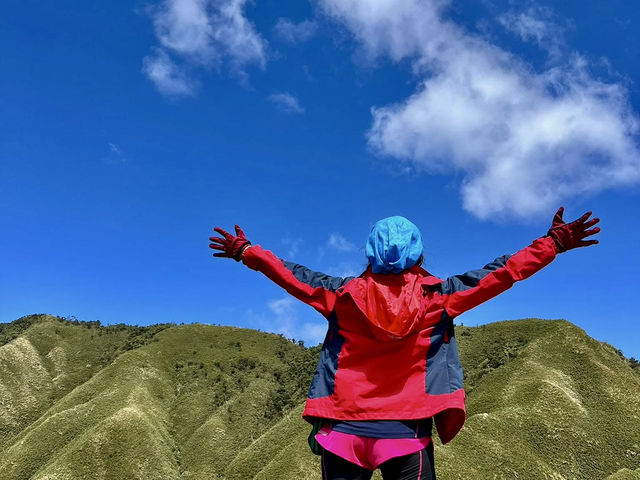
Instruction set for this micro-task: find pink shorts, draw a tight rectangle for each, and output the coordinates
[315,425,432,471]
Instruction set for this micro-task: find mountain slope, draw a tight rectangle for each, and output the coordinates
[436,319,640,479]
[0,315,638,479]
[0,315,313,479]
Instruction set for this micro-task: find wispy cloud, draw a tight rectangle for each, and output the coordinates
[265,297,326,345]
[324,261,364,278]
[268,92,304,114]
[328,233,357,252]
[105,142,128,164]
[281,236,303,259]
[273,18,318,44]
[498,5,564,58]
[143,0,267,96]
[108,143,124,157]
[319,0,640,220]
[142,49,197,96]
[268,297,296,318]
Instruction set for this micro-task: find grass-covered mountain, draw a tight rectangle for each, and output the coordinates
[0,315,638,479]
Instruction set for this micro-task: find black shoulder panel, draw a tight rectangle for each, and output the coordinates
[281,260,355,292]
[441,254,512,295]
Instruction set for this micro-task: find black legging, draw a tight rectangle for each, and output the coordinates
[321,443,436,480]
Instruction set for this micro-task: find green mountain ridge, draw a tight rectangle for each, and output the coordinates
[0,315,638,479]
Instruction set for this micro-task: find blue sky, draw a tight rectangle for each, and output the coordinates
[1,0,639,358]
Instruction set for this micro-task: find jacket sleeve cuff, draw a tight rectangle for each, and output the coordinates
[241,245,264,271]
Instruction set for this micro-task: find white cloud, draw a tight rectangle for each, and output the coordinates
[282,237,303,259]
[153,0,216,60]
[498,6,564,58]
[325,261,365,278]
[104,142,128,164]
[265,297,326,345]
[328,233,357,252]
[300,322,327,346]
[268,297,296,318]
[108,143,123,156]
[107,143,127,163]
[269,92,304,114]
[144,0,267,96]
[211,0,268,70]
[319,0,640,219]
[274,18,318,44]
[142,49,197,96]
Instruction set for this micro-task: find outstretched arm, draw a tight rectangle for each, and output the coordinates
[432,208,600,318]
[435,236,557,317]
[209,226,351,318]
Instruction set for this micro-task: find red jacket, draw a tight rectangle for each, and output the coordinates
[242,236,557,444]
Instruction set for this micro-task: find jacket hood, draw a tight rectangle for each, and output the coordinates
[344,265,442,341]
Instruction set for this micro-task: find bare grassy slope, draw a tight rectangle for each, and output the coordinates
[0,315,314,479]
[437,320,640,480]
[0,314,146,450]
[1,315,638,479]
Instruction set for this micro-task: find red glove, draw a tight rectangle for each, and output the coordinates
[209,225,251,261]
[546,207,600,253]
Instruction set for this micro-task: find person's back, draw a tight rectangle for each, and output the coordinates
[209,208,599,479]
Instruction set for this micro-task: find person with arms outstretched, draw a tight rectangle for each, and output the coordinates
[209,207,599,480]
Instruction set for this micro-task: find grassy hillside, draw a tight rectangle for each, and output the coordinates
[0,315,638,479]
[438,319,640,480]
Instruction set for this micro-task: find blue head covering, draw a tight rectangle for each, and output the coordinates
[365,216,424,274]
